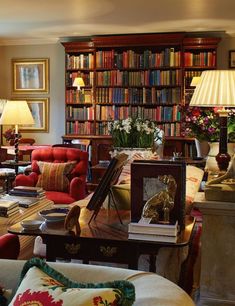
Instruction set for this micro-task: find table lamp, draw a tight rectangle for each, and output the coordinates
[190,70,235,171]
[0,100,35,163]
[73,77,85,90]
[190,76,201,87]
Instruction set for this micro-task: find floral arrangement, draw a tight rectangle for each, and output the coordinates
[182,107,235,142]
[3,128,21,142]
[108,117,158,148]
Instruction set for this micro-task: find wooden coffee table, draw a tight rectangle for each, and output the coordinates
[8,206,195,271]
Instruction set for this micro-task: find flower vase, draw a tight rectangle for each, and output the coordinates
[205,142,235,172]
[110,147,153,160]
[194,139,210,158]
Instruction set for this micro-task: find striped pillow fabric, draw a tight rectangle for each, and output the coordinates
[36,161,76,192]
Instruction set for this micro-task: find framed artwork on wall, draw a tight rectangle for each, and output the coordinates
[15,98,49,132]
[229,50,235,68]
[12,58,49,94]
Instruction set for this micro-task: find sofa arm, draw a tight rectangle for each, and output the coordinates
[0,234,20,259]
[69,176,87,201]
[0,259,195,306]
[15,172,38,187]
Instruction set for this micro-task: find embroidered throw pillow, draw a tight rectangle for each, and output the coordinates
[9,258,135,306]
[36,161,76,192]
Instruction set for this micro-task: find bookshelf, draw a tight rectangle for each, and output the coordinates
[61,33,220,165]
[183,37,221,105]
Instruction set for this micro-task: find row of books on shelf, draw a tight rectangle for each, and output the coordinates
[95,105,181,122]
[66,105,95,121]
[128,219,179,243]
[66,120,181,137]
[66,71,94,87]
[96,69,181,87]
[96,48,181,69]
[96,87,181,105]
[66,121,94,135]
[66,89,93,104]
[184,51,216,67]
[66,54,94,69]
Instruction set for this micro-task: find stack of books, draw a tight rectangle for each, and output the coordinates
[7,186,46,208]
[0,199,19,217]
[128,219,179,243]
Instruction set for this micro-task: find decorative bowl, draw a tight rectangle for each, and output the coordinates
[21,220,43,230]
[39,208,70,222]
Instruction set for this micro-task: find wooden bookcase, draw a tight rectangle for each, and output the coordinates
[61,33,220,165]
[183,37,221,105]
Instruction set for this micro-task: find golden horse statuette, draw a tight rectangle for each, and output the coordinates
[141,175,177,224]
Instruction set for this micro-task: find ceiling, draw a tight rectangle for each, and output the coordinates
[0,0,234,45]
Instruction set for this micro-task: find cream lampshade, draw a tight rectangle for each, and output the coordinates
[190,70,235,171]
[0,100,35,163]
[190,76,201,87]
[73,77,85,90]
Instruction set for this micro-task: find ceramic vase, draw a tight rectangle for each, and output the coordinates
[205,142,235,172]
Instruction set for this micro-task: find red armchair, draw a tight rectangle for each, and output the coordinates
[0,234,20,259]
[15,147,88,204]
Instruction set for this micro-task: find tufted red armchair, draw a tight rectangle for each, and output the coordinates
[15,147,88,204]
[0,234,20,259]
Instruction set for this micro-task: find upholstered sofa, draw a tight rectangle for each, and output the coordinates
[0,259,195,306]
[15,147,89,204]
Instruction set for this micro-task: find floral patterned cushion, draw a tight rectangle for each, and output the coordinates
[9,258,135,306]
[36,161,76,192]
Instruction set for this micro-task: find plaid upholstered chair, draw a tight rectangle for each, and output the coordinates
[14,147,88,204]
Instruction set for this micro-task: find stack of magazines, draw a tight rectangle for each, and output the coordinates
[128,219,179,243]
[0,199,19,217]
[5,186,46,208]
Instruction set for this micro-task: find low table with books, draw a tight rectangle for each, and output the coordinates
[0,186,46,213]
[0,187,52,259]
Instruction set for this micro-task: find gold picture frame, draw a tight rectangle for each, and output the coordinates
[12,58,49,93]
[16,98,49,132]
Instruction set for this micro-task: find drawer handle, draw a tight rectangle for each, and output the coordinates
[100,246,117,257]
[65,243,80,254]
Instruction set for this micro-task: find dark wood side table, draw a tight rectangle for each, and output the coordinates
[1,160,31,175]
[8,207,195,273]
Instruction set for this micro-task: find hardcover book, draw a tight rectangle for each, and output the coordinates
[128,220,178,236]
[0,199,19,211]
[2,195,40,208]
[128,232,177,243]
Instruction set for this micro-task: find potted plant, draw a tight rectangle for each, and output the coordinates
[108,116,163,158]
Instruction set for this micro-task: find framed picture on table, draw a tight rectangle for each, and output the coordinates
[131,160,186,230]
[15,98,49,132]
[12,58,49,94]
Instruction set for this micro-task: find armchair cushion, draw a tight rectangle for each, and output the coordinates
[36,161,76,192]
